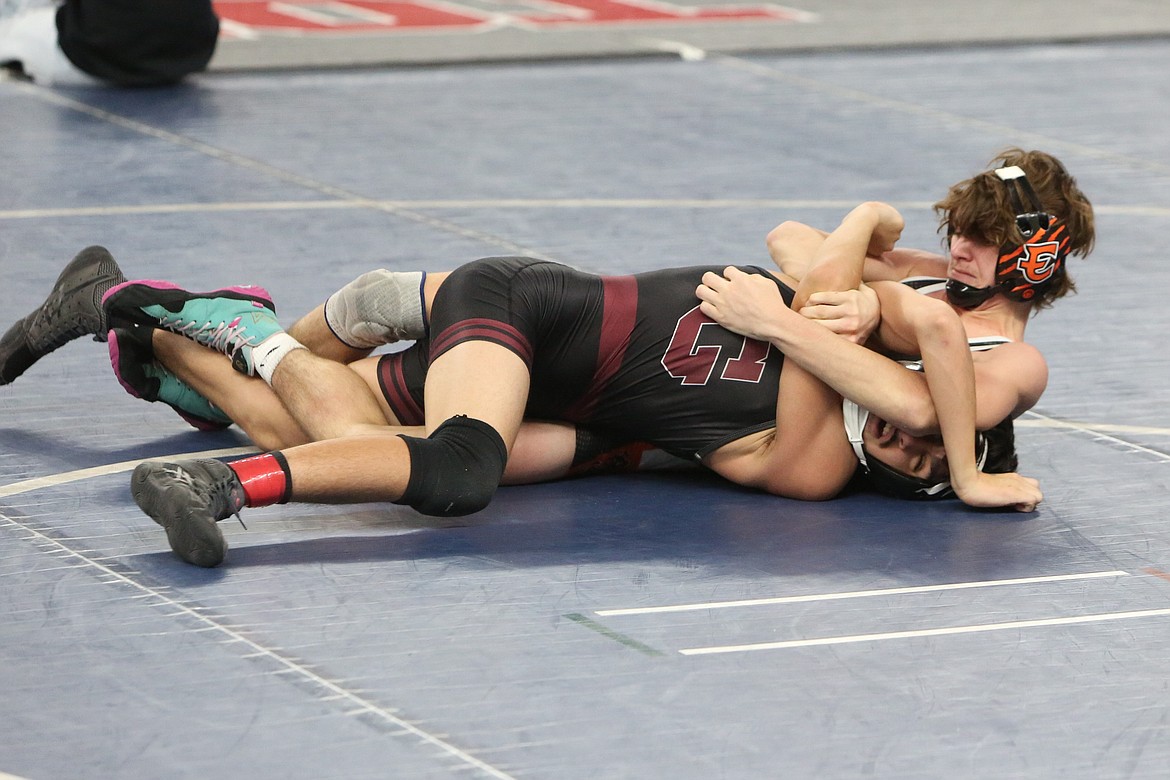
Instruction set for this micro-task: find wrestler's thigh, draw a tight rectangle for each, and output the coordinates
[424,341,530,449]
[348,356,402,425]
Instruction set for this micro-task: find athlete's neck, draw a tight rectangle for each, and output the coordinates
[927,289,1030,341]
[953,297,1030,341]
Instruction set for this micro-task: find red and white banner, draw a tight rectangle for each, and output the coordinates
[214,0,813,36]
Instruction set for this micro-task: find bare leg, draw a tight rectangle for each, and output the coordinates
[263,270,448,440]
[162,321,573,483]
[272,433,414,502]
[503,421,578,483]
[287,303,371,364]
[154,330,309,450]
[274,340,531,502]
[154,270,577,480]
[268,348,389,440]
[421,342,528,438]
[285,278,593,483]
[286,272,450,363]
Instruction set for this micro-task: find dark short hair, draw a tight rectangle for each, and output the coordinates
[981,415,1018,474]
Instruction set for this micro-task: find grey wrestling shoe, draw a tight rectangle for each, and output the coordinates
[0,245,126,384]
[131,458,247,568]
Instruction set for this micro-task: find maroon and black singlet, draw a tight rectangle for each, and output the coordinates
[377,257,795,460]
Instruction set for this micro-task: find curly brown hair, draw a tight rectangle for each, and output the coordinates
[934,149,1096,310]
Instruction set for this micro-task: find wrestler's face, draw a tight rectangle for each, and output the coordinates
[861,414,948,482]
[946,233,999,289]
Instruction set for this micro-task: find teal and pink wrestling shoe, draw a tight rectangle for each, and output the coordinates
[107,323,232,431]
[103,280,281,376]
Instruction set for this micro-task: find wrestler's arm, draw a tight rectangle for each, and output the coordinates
[768,220,945,282]
[701,282,935,433]
[702,204,940,435]
[738,200,1041,433]
[702,356,858,500]
[868,285,1043,507]
[765,284,1035,434]
[700,271,1041,507]
[868,282,1047,428]
[706,206,1042,507]
[702,204,900,499]
[871,287,982,495]
[768,216,883,341]
[871,246,949,278]
[788,202,903,310]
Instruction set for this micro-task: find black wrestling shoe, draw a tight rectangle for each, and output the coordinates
[131,458,246,568]
[0,245,126,384]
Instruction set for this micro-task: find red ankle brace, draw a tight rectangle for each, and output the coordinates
[229,452,292,507]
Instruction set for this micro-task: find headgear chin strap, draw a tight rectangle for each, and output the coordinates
[946,165,1070,309]
[842,399,989,501]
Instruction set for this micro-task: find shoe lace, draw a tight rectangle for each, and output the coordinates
[168,316,258,364]
[217,474,249,530]
[29,291,92,350]
[176,462,249,527]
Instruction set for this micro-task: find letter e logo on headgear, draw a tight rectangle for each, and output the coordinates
[1016,240,1062,284]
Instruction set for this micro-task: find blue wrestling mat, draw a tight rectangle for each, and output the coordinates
[2,23,1170,780]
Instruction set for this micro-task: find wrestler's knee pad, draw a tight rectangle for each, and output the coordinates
[324,269,427,348]
[395,415,508,517]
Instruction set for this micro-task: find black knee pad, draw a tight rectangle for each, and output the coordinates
[395,415,508,517]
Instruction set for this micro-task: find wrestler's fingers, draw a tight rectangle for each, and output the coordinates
[799,304,845,321]
[1016,477,1043,512]
[803,291,848,306]
[699,271,725,290]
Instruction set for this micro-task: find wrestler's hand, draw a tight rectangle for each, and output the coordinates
[799,285,880,343]
[857,201,905,257]
[696,266,792,341]
[953,471,1043,513]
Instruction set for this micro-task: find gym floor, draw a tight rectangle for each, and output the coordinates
[2,3,1169,778]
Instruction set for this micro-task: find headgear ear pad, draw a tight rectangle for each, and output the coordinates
[994,218,1070,302]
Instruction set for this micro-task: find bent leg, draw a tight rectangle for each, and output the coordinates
[387,341,529,514]
[154,330,309,450]
[134,265,536,565]
[287,303,372,364]
[268,348,389,440]
[277,342,528,510]
[286,270,451,362]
